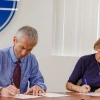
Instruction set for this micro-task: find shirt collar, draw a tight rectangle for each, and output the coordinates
[10,46,19,63]
[10,46,26,63]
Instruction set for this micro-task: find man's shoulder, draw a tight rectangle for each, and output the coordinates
[24,53,37,61]
[0,47,11,54]
[27,53,36,58]
[22,53,38,65]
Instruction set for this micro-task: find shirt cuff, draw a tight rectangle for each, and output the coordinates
[0,87,2,89]
[39,84,47,92]
[33,83,47,91]
[0,87,2,94]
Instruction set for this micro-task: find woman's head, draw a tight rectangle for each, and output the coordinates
[94,38,100,51]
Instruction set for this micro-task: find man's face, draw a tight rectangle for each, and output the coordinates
[13,35,37,59]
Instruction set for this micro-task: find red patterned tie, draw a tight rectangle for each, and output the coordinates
[13,60,21,89]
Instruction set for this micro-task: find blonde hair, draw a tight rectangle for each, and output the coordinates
[94,38,100,50]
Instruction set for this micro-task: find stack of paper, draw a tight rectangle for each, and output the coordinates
[0,93,70,99]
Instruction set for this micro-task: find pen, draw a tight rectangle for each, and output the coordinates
[10,78,16,86]
[10,78,20,96]
[84,79,87,85]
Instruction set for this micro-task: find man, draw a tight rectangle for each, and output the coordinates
[0,26,47,96]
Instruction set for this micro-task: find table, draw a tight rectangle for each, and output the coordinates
[0,92,100,100]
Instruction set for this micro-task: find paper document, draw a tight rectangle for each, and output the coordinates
[0,94,42,99]
[43,93,69,97]
[14,94,42,99]
[0,93,69,99]
[83,92,100,96]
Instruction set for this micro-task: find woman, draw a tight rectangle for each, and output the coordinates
[66,38,100,93]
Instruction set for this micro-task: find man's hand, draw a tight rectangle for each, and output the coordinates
[95,88,100,93]
[24,85,45,96]
[0,85,19,96]
[80,85,91,93]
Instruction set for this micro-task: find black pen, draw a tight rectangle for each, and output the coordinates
[10,78,20,96]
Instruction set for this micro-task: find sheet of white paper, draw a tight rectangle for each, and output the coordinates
[0,94,40,99]
[83,92,100,96]
[0,93,70,99]
[14,94,42,99]
[43,93,70,97]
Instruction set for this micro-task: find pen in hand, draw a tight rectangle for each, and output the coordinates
[10,78,16,86]
[84,79,87,85]
[84,78,91,93]
[10,78,20,96]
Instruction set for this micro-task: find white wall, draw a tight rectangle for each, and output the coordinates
[0,0,79,92]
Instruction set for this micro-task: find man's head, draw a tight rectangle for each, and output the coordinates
[13,26,38,59]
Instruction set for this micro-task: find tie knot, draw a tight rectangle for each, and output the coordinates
[16,60,21,64]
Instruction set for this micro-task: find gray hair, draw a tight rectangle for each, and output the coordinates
[16,26,38,44]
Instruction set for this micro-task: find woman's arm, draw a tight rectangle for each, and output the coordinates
[66,82,91,93]
[66,82,81,92]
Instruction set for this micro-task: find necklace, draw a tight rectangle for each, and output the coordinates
[97,62,100,75]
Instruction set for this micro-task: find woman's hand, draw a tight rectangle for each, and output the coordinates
[80,85,91,93]
[95,88,100,93]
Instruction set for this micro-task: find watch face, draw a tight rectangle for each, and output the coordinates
[0,0,18,32]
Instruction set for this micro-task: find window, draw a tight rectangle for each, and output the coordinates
[52,0,100,57]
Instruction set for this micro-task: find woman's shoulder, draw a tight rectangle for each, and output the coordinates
[82,53,95,58]
[80,53,95,62]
